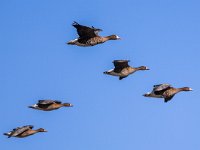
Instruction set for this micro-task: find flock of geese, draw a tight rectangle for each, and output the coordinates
[4,21,193,138]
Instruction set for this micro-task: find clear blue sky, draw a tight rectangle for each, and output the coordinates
[1,0,200,149]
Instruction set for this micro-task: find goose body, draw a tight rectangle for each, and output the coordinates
[104,60,149,80]
[4,125,47,138]
[29,100,73,111]
[67,22,120,47]
[143,84,193,102]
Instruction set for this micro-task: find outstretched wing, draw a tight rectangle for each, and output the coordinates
[164,95,175,102]
[72,21,102,38]
[38,100,62,105]
[37,100,61,108]
[38,100,54,105]
[113,60,130,73]
[153,84,171,95]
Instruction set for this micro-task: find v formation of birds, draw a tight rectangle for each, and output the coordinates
[4,21,193,138]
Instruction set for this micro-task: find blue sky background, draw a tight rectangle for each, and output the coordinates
[1,0,200,149]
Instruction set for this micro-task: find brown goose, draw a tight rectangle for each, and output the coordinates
[29,100,73,111]
[4,125,47,138]
[67,21,120,46]
[143,84,193,102]
[103,60,149,80]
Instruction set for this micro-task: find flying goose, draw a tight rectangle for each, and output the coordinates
[4,125,47,138]
[103,60,149,80]
[143,84,193,102]
[67,21,120,46]
[29,100,73,111]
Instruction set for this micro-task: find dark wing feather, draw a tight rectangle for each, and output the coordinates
[77,38,90,44]
[154,89,171,95]
[38,100,61,108]
[54,100,62,104]
[72,21,102,38]
[12,127,20,131]
[153,84,163,88]
[37,100,55,108]
[113,60,130,73]
[164,95,174,102]
[119,76,128,80]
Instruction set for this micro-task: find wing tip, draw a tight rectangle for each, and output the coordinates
[72,21,79,26]
[112,60,130,63]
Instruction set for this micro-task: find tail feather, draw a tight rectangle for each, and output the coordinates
[28,104,38,109]
[28,106,35,109]
[4,133,9,136]
[4,132,12,138]
[67,41,75,45]
[103,71,110,74]
[67,39,78,45]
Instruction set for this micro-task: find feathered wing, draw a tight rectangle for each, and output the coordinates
[113,60,130,73]
[72,21,102,38]
[164,95,175,102]
[8,125,33,138]
[153,84,171,95]
[119,76,128,80]
[37,100,61,108]
[38,100,61,104]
